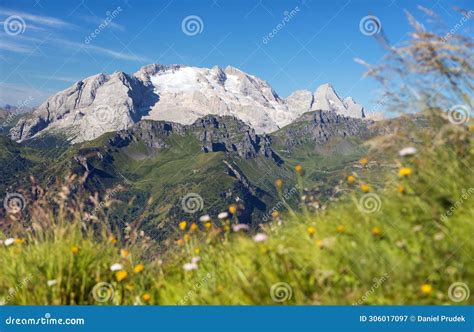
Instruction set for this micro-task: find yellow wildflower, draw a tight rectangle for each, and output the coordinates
[204,222,212,230]
[142,293,151,302]
[397,185,405,194]
[360,158,369,166]
[295,164,303,173]
[183,234,190,242]
[176,239,184,246]
[14,239,25,245]
[115,271,128,282]
[133,264,145,273]
[371,226,382,236]
[275,179,283,189]
[316,240,324,249]
[336,225,346,233]
[399,167,413,177]
[307,226,316,236]
[71,246,80,255]
[360,184,370,193]
[194,248,200,255]
[179,221,187,231]
[347,175,356,185]
[271,210,280,219]
[190,223,198,232]
[120,249,130,258]
[109,236,117,244]
[420,283,433,295]
[229,204,237,214]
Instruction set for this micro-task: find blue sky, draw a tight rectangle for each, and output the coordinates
[0,0,470,111]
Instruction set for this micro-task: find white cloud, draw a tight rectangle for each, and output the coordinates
[0,8,74,28]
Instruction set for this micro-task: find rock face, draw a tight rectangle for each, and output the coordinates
[280,110,372,150]
[108,115,279,161]
[10,71,158,143]
[9,64,366,143]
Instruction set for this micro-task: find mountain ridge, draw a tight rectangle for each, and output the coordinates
[9,63,366,143]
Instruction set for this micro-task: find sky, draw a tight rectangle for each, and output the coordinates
[0,0,471,112]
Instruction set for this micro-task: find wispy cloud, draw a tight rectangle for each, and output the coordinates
[80,14,125,32]
[30,74,80,83]
[0,41,32,54]
[52,38,150,62]
[0,8,75,28]
[0,82,53,106]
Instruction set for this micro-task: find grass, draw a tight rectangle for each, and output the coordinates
[1,113,472,305]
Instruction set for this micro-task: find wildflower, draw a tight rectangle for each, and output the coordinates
[336,225,346,233]
[204,222,212,230]
[108,236,117,244]
[110,263,124,272]
[399,167,413,177]
[359,158,369,166]
[271,211,280,219]
[194,248,200,254]
[120,249,130,258]
[218,212,229,220]
[176,239,184,246]
[125,283,135,291]
[275,179,283,189]
[232,224,250,232]
[229,204,237,214]
[47,280,58,287]
[295,164,303,173]
[397,185,405,194]
[253,233,268,242]
[191,256,201,264]
[179,221,187,231]
[347,175,356,185]
[371,226,382,236]
[360,184,370,193]
[307,226,316,236]
[420,283,433,295]
[399,147,417,157]
[190,223,198,231]
[142,293,151,302]
[116,271,128,282]
[469,124,474,132]
[183,262,198,271]
[199,215,211,222]
[183,234,190,242]
[4,238,15,246]
[223,225,230,232]
[14,239,25,245]
[316,240,324,249]
[71,246,79,255]
[133,264,145,273]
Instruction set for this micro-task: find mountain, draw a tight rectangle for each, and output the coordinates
[9,64,365,143]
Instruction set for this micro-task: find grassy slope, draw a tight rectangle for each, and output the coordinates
[1,115,472,305]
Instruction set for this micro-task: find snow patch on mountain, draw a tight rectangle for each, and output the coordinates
[9,64,366,143]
